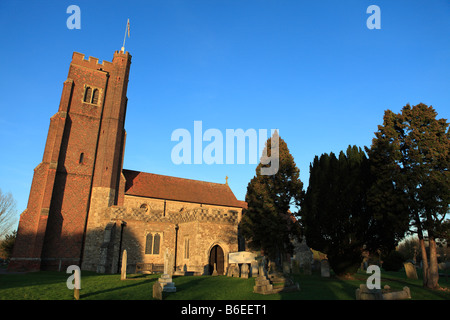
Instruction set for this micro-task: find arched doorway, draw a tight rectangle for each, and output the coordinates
[209,245,224,275]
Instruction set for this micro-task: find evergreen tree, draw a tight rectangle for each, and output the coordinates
[240,131,303,268]
[301,146,375,276]
[366,103,450,289]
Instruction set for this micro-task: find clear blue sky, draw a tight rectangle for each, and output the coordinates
[1,0,449,227]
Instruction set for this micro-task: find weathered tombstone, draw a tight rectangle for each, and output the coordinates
[241,263,249,279]
[293,236,314,271]
[321,259,330,277]
[382,286,411,300]
[158,248,176,292]
[253,259,273,295]
[168,250,175,277]
[303,259,312,275]
[121,250,127,280]
[404,262,418,280]
[227,263,240,277]
[251,260,259,277]
[356,284,411,300]
[355,284,383,300]
[152,282,163,300]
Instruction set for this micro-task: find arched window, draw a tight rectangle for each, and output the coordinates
[145,234,153,255]
[84,87,92,103]
[91,89,99,105]
[153,233,160,255]
[145,232,161,255]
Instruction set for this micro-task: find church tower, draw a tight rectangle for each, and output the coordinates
[9,51,132,271]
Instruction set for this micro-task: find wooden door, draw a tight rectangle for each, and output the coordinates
[209,245,224,275]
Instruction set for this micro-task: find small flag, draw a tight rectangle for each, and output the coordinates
[127,19,130,38]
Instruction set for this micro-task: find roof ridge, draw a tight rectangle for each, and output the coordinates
[122,168,228,186]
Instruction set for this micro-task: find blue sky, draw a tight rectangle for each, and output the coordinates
[1,0,449,226]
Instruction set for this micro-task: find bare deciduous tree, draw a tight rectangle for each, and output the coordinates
[0,189,18,239]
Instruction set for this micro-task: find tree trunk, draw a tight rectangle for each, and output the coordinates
[427,233,440,289]
[418,232,429,287]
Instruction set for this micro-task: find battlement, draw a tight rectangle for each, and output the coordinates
[71,51,131,71]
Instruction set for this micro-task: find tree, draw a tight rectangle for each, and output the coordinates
[0,230,16,260]
[301,146,376,276]
[366,103,449,289]
[0,189,18,239]
[240,131,303,268]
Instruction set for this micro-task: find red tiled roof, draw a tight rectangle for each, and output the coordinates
[122,169,247,209]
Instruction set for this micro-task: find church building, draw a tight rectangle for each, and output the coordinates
[9,50,247,275]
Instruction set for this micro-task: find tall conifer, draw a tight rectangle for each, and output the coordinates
[240,131,303,267]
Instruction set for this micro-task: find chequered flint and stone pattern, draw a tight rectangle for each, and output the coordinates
[109,206,238,224]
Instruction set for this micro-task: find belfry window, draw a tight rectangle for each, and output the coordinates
[83,86,100,105]
[84,87,92,103]
[92,89,99,104]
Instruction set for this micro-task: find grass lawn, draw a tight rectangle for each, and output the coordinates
[1,266,449,300]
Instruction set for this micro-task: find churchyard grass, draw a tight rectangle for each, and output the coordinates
[0,267,449,300]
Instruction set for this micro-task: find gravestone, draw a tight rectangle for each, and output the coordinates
[355,284,383,300]
[227,263,240,277]
[356,284,411,300]
[158,248,176,292]
[152,282,163,300]
[303,259,312,275]
[241,263,249,279]
[251,260,259,277]
[321,259,330,277]
[293,236,314,271]
[121,250,127,280]
[253,260,273,295]
[382,286,411,300]
[404,262,418,280]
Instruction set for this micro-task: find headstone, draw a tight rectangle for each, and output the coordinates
[293,236,314,270]
[382,287,411,300]
[253,260,273,295]
[227,263,240,277]
[168,249,175,277]
[355,284,383,300]
[121,250,127,280]
[240,263,249,279]
[303,259,312,275]
[158,248,176,292]
[320,259,330,277]
[152,282,163,300]
[251,260,259,277]
[403,262,418,280]
[356,284,411,300]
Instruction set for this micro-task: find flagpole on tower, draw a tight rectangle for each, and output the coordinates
[121,19,130,53]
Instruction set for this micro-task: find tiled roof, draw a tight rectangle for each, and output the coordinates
[122,169,247,209]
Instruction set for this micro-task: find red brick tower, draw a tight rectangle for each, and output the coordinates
[9,51,131,271]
